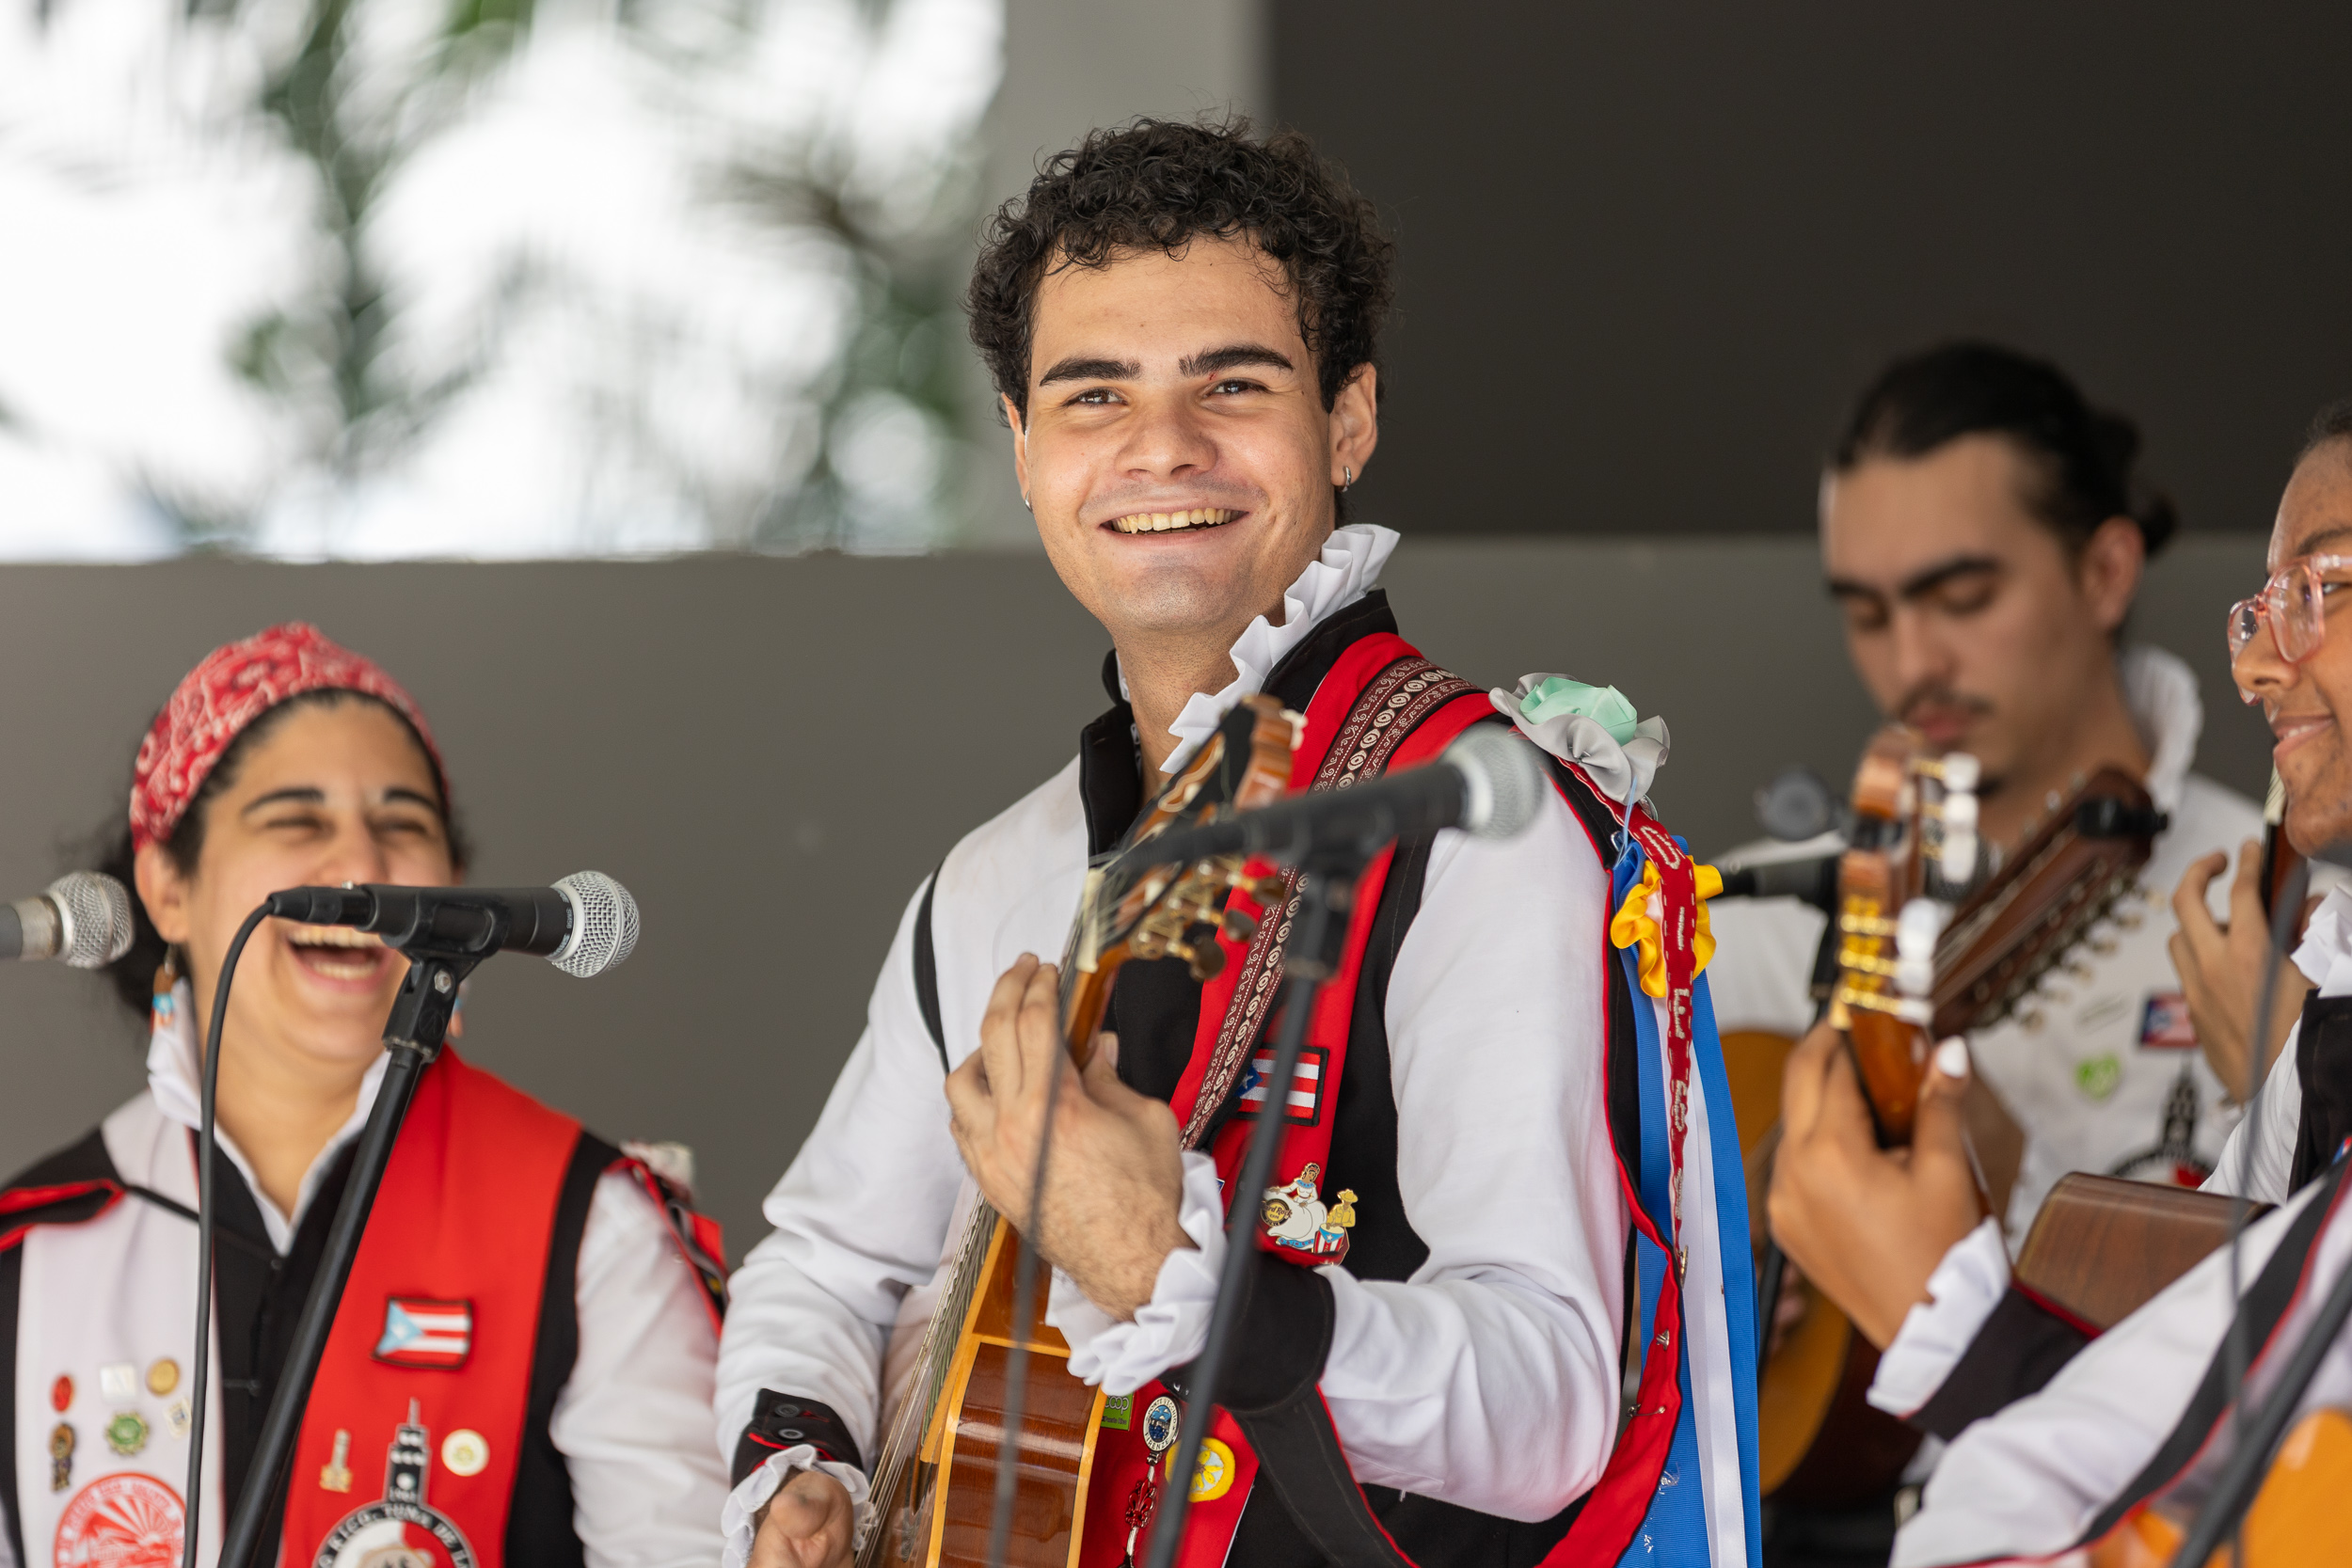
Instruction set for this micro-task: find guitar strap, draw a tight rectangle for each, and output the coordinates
[1078,634,1759,1568]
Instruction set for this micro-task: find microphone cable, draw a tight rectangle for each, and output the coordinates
[179,901,271,1568]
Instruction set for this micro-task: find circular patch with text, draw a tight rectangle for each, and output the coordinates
[55,1472,183,1568]
[311,1499,476,1568]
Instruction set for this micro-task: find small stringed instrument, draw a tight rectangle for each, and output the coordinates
[2089,1406,2352,1567]
[858,696,1296,1568]
[1753,727,2166,1501]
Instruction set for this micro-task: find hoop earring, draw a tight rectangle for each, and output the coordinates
[1342,466,1354,492]
[1022,494,1033,512]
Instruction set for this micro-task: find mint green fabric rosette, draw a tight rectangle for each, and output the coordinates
[1488,673,1670,809]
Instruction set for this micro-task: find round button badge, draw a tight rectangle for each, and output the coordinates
[441,1429,489,1478]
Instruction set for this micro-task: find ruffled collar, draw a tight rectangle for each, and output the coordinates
[146,978,386,1253]
[2120,644,2201,816]
[1129,524,1399,777]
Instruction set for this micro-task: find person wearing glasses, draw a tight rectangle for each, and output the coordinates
[1706,341,2265,1559]
[1772,403,2352,1563]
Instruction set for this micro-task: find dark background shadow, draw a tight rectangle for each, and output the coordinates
[1273,3,2352,537]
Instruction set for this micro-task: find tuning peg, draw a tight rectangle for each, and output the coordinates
[1187,942,1226,983]
[1938,792,1979,884]
[1252,876,1288,906]
[1939,752,1981,792]
[1222,908,1259,942]
[1895,897,1947,998]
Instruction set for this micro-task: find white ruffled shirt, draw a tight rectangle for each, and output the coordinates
[1142,522,1397,777]
[717,535,1672,1560]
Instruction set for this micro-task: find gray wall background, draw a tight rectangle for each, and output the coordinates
[0,538,2269,1254]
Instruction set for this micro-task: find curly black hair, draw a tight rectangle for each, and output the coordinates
[966,117,1394,421]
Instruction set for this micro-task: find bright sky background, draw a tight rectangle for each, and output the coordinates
[0,0,1001,559]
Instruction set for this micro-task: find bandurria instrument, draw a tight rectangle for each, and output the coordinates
[857,696,1296,1568]
[1754,726,2165,1500]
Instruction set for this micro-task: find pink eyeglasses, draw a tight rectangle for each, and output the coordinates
[2229,554,2352,669]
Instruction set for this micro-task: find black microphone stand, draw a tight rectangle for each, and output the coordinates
[1140,840,1372,1568]
[215,937,486,1568]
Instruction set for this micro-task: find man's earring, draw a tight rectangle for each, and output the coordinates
[1342,466,1354,492]
[1022,494,1033,512]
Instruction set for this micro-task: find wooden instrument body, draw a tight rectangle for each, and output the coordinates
[2089,1408,2352,1567]
[859,697,1296,1568]
[1752,730,2161,1501]
[866,1226,1105,1568]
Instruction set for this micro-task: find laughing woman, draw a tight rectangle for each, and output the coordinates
[0,624,726,1568]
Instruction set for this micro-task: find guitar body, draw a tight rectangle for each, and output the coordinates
[2015,1175,2266,1333]
[2090,1408,2352,1567]
[871,1221,1106,1568]
[1730,1029,1925,1498]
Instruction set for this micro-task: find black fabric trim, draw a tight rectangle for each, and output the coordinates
[2074,1157,2350,1545]
[1235,1387,1419,1568]
[913,866,947,1072]
[2292,992,2352,1192]
[1536,755,1645,1190]
[1168,1254,1334,1414]
[0,1127,121,1568]
[733,1391,864,1485]
[502,1129,608,1568]
[1908,1286,2095,1441]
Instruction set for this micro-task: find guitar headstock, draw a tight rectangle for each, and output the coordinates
[1058,694,1300,1063]
[1830,724,1980,1145]
[1931,768,2160,1039]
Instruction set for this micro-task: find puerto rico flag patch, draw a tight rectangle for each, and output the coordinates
[1238,1045,1326,1126]
[2140,991,2198,1050]
[373,1298,472,1368]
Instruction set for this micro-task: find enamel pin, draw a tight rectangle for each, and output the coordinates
[1261,1162,1356,1262]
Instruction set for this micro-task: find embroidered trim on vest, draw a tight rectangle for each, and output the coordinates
[1177,657,1476,1150]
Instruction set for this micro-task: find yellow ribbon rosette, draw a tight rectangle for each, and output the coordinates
[1609,859,1724,998]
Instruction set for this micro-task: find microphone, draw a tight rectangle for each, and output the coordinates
[263,872,639,977]
[0,873,135,967]
[1120,724,1549,874]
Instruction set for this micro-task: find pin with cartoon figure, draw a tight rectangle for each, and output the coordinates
[1260,1162,1357,1262]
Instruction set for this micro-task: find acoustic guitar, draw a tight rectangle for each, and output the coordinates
[1747,727,2165,1502]
[858,695,1296,1568]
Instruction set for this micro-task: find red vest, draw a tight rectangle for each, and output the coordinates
[1076,633,1694,1568]
[280,1049,581,1568]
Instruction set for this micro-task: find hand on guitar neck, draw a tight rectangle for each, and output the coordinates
[1770,1023,1982,1346]
[946,953,1195,1321]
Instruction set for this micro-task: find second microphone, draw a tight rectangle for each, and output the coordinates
[265,872,639,977]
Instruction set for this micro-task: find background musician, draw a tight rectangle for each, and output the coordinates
[1708,341,2265,1564]
[1711,341,2265,1221]
[717,119,1753,1568]
[0,624,726,1568]
[1815,401,2352,1564]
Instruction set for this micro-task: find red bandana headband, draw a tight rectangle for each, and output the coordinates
[130,623,446,852]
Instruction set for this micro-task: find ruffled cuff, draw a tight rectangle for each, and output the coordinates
[1050,1150,1227,1394]
[1867,1217,2012,1418]
[719,1449,872,1568]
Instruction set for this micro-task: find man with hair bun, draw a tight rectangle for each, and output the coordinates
[1713,343,2268,1560]
[718,118,1758,1568]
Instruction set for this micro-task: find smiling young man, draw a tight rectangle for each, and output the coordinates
[1798,404,2352,1564]
[715,120,1756,1568]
